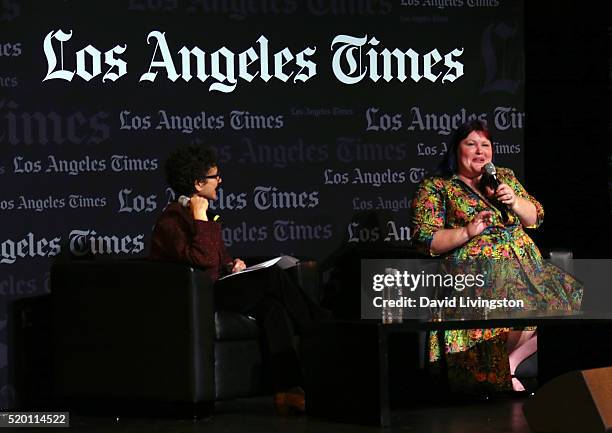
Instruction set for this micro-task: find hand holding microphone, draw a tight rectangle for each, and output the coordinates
[482,163,539,227]
[483,163,517,210]
[495,183,517,209]
[179,195,209,221]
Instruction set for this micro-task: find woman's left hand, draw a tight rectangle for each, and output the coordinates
[495,183,517,209]
[231,258,247,273]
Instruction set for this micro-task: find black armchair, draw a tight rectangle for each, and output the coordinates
[46,258,320,416]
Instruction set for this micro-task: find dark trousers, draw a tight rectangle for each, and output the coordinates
[214,266,317,392]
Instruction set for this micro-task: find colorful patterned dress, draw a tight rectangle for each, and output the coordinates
[411,167,583,392]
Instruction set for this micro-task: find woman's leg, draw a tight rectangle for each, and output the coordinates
[254,296,304,391]
[507,330,537,391]
[214,266,316,391]
[215,266,315,327]
[255,266,320,334]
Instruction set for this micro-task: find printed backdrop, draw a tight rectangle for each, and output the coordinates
[0,0,524,406]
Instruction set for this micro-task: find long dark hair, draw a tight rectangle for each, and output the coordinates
[435,119,491,177]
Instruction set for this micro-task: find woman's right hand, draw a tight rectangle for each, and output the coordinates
[465,210,493,238]
[190,195,209,221]
[430,211,492,256]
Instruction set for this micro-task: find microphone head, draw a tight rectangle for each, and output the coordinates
[177,195,191,207]
[483,162,497,176]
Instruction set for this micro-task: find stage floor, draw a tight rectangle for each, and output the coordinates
[53,396,533,433]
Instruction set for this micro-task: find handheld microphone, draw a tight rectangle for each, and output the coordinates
[177,195,220,221]
[483,162,511,222]
[483,162,500,189]
[178,195,191,207]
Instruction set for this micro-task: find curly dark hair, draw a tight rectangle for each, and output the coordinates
[164,145,218,197]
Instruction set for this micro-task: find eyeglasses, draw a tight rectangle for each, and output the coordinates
[203,172,221,180]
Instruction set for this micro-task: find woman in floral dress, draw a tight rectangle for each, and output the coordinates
[411,119,583,392]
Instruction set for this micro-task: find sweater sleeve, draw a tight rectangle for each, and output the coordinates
[219,240,234,270]
[150,207,233,277]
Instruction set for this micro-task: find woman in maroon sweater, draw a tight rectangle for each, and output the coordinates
[150,145,315,415]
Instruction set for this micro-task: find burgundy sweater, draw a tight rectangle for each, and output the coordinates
[149,202,233,281]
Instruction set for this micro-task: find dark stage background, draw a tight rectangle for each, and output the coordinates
[0,0,609,410]
[523,2,611,258]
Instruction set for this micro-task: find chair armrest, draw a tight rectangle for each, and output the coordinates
[51,259,215,403]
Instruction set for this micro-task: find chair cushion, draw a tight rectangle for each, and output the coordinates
[214,311,260,341]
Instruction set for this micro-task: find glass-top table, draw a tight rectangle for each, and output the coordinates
[303,312,612,426]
